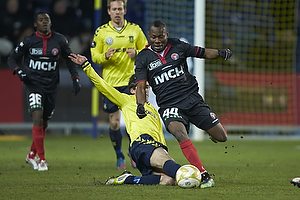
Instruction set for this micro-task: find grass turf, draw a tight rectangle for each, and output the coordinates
[0,134,299,200]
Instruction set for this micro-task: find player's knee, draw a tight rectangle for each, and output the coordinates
[109,119,120,130]
[208,124,228,142]
[110,123,119,130]
[171,131,189,143]
[220,128,228,142]
[214,130,227,142]
[168,123,189,142]
[218,134,227,142]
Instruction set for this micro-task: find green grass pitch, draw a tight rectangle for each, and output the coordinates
[0,134,299,199]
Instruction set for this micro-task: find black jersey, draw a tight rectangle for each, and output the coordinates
[135,38,205,107]
[7,31,79,92]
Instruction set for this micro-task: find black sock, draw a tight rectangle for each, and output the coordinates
[163,160,181,178]
[109,128,124,159]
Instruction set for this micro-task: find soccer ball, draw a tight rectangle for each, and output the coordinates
[176,165,202,188]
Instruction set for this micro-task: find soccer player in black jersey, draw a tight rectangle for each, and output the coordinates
[135,20,232,188]
[7,11,81,171]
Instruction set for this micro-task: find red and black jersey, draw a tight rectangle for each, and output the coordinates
[7,31,79,92]
[135,38,205,107]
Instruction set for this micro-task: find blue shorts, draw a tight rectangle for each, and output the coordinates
[102,86,130,113]
[26,87,57,120]
[129,134,168,176]
[158,92,219,133]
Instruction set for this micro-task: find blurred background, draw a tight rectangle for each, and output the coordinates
[0,0,299,138]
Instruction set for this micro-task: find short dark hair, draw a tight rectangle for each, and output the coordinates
[128,74,136,90]
[149,20,167,31]
[34,11,50,22]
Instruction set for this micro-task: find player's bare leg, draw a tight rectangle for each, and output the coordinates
[206,123,227,143]
[150,147,175,168]
[154,172,176,185]
[109,110,121,131]
[167,121,189,142]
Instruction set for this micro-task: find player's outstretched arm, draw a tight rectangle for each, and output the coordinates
[204,48,232,60]
[68,53,128,108]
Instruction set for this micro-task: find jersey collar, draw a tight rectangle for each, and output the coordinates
[146,43,171,57]
[35,31,52,39]
[109,20,128,33]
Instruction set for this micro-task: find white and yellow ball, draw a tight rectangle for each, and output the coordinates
[175,165,202,188]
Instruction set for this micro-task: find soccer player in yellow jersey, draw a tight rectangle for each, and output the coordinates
[90,0,148,170]
[69,53,182,185]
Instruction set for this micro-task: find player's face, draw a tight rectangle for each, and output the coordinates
[35,13,51,35]
[148,26,168,53]
[108,1,126,26]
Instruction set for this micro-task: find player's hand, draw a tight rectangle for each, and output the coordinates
[69,53,88,65]
[105,48,116,59]
[72,77,81,96]
[126,49,136,58]
[15,68,29,83]
[218,49,232,60]
[136,103,146,119]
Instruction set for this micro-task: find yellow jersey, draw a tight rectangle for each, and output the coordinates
[83,62,166,146]
[90,20,148,87]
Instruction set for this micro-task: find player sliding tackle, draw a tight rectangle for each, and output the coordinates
[69,53,210,188]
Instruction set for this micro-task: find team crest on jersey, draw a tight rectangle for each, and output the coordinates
[106,37,114,45]
[129,36,134,43]
[171,53,179,60]
[52,48,59,55]
[210,112,216,119]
